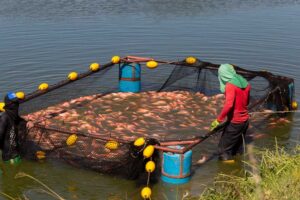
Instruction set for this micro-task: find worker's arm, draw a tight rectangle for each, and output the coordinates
[217,83,236,122]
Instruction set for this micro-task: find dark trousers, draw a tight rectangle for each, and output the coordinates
[218,120,249,160]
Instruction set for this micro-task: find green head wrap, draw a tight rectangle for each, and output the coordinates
[218,64,248,93]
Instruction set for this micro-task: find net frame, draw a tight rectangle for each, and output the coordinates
[13,56,294,177]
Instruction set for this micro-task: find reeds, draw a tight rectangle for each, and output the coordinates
[0,172,65,200]
[190,143,300,200]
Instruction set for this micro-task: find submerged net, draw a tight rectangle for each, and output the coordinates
[15,57,294,178]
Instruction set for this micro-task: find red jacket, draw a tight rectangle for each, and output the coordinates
[217,83,251,123]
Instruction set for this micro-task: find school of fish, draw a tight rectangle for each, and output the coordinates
[24,91,225,142]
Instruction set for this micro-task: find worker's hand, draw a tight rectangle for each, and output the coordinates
[210,119,220,131]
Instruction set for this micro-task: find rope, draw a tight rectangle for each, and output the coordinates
[249,109,299,115]
[14,62,114,105]
[248,86,280,112]
[119,56,294,86]
[242,133,247,175]
[147,172,151,186]
[34,124,131,144]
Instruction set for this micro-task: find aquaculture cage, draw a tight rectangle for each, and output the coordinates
[7,56,295,182]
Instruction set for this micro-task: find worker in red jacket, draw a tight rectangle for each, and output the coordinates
[210,64,251,161]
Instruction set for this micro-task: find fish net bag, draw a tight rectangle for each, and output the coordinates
[16,58,294,178]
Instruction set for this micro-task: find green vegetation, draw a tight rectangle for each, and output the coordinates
[0,172,65,200]
[190,144,300,200]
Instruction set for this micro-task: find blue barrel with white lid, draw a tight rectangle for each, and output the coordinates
[119,63,141,93]
[161,146,192,184]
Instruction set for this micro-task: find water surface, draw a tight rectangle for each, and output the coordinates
[1,0,300,199]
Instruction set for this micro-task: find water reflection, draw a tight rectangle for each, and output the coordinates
[0,0,300,19]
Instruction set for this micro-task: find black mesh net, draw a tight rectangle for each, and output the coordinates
[14,57,294,179]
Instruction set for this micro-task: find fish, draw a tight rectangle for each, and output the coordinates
[252,133,268,139]
[214,94,225,99]
[137,108,149,114]
[23,90,282,154]
[196,155,208,165]
[201,96,208,102]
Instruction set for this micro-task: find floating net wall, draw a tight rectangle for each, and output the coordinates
[15,56,294,179]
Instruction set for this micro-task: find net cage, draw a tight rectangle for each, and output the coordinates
[11,56,294,180]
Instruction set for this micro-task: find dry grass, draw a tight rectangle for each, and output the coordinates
[188,143,300,200]
[0,172,65,200]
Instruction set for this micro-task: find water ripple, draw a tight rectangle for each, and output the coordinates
[0,0,300,20]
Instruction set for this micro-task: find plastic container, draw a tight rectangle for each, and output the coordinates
[161,146,192,184]
[119,63,141,93]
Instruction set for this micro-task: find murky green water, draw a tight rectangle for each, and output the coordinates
[1,0,300,199]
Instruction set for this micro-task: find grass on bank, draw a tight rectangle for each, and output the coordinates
[190,144,300,200]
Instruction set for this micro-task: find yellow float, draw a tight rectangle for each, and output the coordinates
[146,60,158,69]
[66,134,78,146]
[36,151,46,160]
[223,159,235,164]
[38,83,49,91]
[68,72,78,81]
[111,56,120,64]
[145,161,155,173]
[105,140,119,150]
[185,56,197,64]
[0,102,5,112]
[90,63,100,72]
[16,91,25,99]
[292,101,298,110]
[143,145,154,158]
[141,187,152,199]
[134,137,145,147]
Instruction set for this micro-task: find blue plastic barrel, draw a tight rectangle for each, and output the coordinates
[161,146,192,184]
[288,82,295,109]
[119,63,141,93]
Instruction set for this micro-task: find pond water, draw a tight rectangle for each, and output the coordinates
[1,0,300,199]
